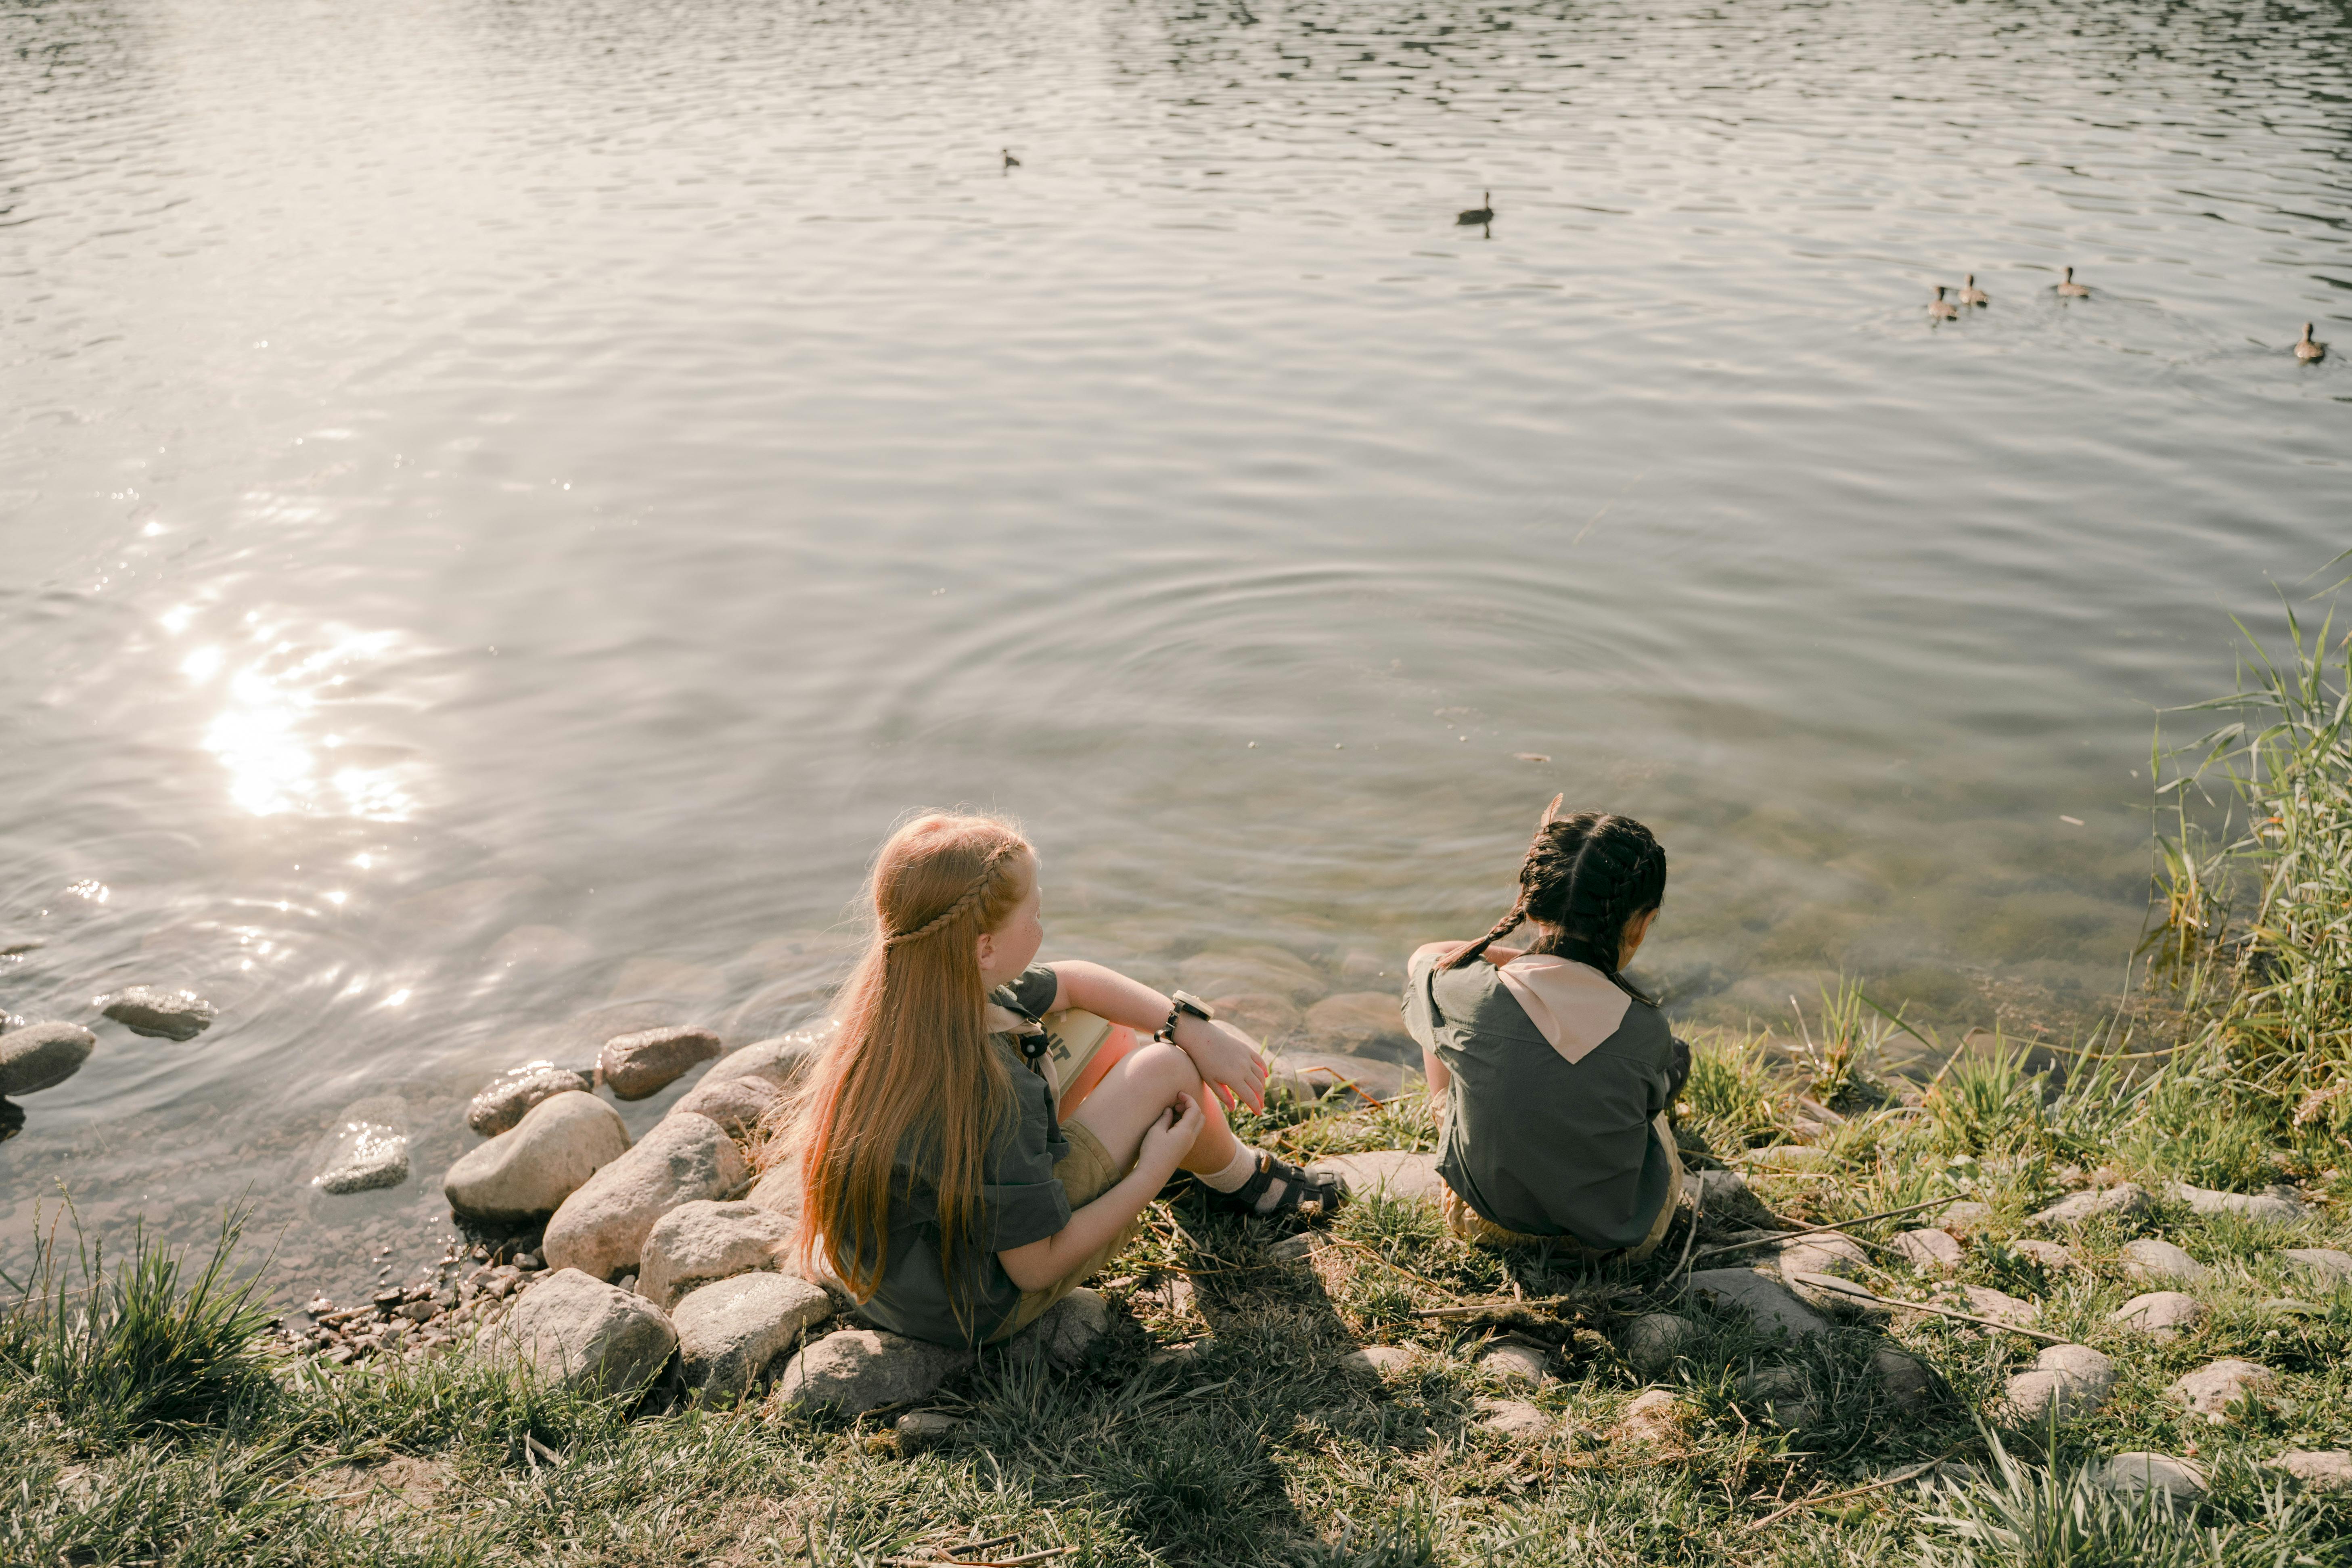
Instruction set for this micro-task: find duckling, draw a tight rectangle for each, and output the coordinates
[2056,266,2090,298]
[1959,272,1989,307]
[1002,148,1021,168]
[1456,191,1494,225]
[1929,284,1959,320]
[2294,322,2325,362]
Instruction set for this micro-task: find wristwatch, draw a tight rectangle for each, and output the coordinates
[1158,990,1216,1040]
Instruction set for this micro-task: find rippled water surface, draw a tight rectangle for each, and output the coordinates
[3,0,2347,1292]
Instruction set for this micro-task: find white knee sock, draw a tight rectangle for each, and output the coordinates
[1197,1143,1260,1193]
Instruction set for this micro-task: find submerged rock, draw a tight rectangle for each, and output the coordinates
[0,1020,96,1095]
[1688,1267,1832,1338]
[313,1122,411,1194]
[771,1328,972,1414]
[672,1271,834,1400]
[638,1199,792,1310]
[1301,992,1413,1058]
[479,1268,675,1393]
[2000,1344,2114,1421]
[1209,993,1302,1047]
[542,1111,748,1281]
[96,986,216,1041]
[1176,946,1325,1004]
[444,1091,630,1224]
[2113,1291,2206,1339]
[467,1063,594,1138]
[2171,1358,2273,1422]
[598,1026,723,1101]
[2094,1452,2209,1502]
[2122,1237,2206,1284]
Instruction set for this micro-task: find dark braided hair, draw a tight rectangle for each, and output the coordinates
[1444,802,1668,1001]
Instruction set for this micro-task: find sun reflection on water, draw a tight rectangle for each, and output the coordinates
[177,620,419,820]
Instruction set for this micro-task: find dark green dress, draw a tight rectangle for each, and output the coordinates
[1402,948,1676,1250]
[852,965,1071,1346]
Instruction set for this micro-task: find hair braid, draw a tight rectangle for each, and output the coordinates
[882,843,1013,948]
[1445,802,1668,987]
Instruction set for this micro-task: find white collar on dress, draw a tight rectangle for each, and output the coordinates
[1491,954,1631,1065]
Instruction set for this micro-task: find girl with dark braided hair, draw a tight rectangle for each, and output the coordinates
[1402,797,1690,1255]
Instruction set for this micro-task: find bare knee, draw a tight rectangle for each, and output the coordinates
[1124,1040,1199,1097]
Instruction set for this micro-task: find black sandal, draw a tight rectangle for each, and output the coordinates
[1206,1151,1348,1222]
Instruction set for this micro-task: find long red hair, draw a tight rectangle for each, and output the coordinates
[777,812,1033,1304]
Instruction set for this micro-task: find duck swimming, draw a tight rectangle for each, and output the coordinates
[2296,322,2326,362]
[1959,273,1989,307]
[1002,148,1021,168]
[2056,266,2090,297]
[1929,285,1959,320]
[1456,191,1494,225]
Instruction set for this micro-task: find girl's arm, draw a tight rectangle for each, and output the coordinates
[998,1094,1203,1292]
[1046,959,1267,1113]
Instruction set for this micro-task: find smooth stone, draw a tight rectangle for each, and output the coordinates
[480,1268,676,1393]
[312,1122,410,1194]
[2095,1452,2209,1502]
[1615,1388,1688,1444]
[2000,1344,2115,1421]
[542,1111,749,1281]
[2009,1239,2079,1272]
[1688,1268,1833,1338]
[1301,992,1413,1057]
[2279,1248,2352,1287]
[704,1024,834,1089]
[1873,1346,1934,1405]
[1890,1228,1964,1272]
[669,1072,778,1137]
[1308,1149,1438,1204]
[1339,950,1392,983]
[894,1410,963,1447]
[1619,1313,1699,1373]
[771,1329,973,1415]
[598,1026,723,1101]
[638,1199,793,1309]
[1477,1398,1552,1439]
[2170,1357,2274,1421]
[2113,1291,2206,1339]
[1176,946,1325,1004]
[1002,1287,1109,1371]
[1209,993,1302,1046]
[1479,1340,1552,1388]
[0,1021,96,1095]
[2170,1181,2307,1224]
[466,1063,594,1138]
[1267,1051,1403,1106]
[2270,1451,2352,1492]
[2028,1183,2153,1231]
[1148,1338,1213,1368]
[1738,1365,1816,1426]
[1772,1233,1869,1281]
[2122,1237,2207,1284]
[1732,1145,1839,1172]
[1695,1169,1761,1212]
[745,1162,804,1226]
[1938,1283,2040,1327]
[444,1091,631,1224]
[672,1272,835,1400]
[1938,1201,1995,1234]
[1340,1345,1416,1377]
[96,986,216,1041]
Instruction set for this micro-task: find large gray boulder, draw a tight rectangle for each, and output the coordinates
[542,1111,748,1281]
[2113,1291,2206,1339]
[638,1199,793,1309]
[467,1063,594,1137]
[771,1328,973,1414]
[668,1072,778,1137]
[481,1268,676,1393]
[672,1272,834,1400]
[444,1091,630,1224]
[2028,1184,2153,1231]
[2170,1358,2273,1422]
[2122,1237,2206,1284]
[599,1026,723,1101]
[1687,1268,1832,1338]
[97,986,216,1041]
[0,1021,96,1095]
[2000,1344,2114,1422]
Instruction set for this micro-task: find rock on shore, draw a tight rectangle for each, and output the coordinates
[638,1200,792,1310]
[313,1121,411,1194]
[542,1110,747,1281]
[599,1026,723,1100]
[96,986,216,1041]
[444,1091,630,1223]
[0,1020,96,1095]
[672,1272,833,1400]
[772,1328,973,1414]
[467,1063,594,1137]
[481,1268,676,1394]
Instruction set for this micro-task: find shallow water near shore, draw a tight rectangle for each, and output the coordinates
[2,0,2348,1298]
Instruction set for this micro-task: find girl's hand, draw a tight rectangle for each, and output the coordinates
[1171,1017,1269,1114]
[1138,1092,1205,1177]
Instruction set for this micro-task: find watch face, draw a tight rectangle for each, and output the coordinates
[1172,990,1215,1021]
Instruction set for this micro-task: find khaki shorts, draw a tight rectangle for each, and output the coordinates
[987,1120,1144,1342]
[1440,1113,1685,1261]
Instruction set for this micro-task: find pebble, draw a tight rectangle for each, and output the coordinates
[637,1199,793,1309]
[479,1267,676,1394]
[1267,1050,1403,1106]
[2269,1451,2352,1492]
[1936,1283,2039,1328]
[1731,1144,1839,1172]
[1937,1200,1994,1234]
[1340,1344,1416,1377]
[1889,1228,1963,1273]
[0,1020,97,1095]
[1872,1346,1934,1406]
[2000,1344,2114,1421]
[542,1110,749,1281]
[1307,1149,1439,1204]
[598,1026,723,1101]
[771,1328,973,1415]
[894,1410,964,1448]
[1687,1267,1832,1338]
[1614,1388,1688,1444]
[466,1063,594,1138]
[1479,1340,1553,1388]
[1739,1365,1816,1426]
[2094,1452,2209,1502]
[2112,1291,2206,1339]
[444,1090,631,1223]
[672,1271,835,1400]
[1148,1338,1213,1368]
[2028,1183,2153,1231]
[2279,1248,2352,1288]
[1695,1169,1760,1212]
[2121,1237,2206,1285]
[96,986,216,1041]
[2170,1358,2273,1422]
[312,1122,411,1194]
[2170,1181,2308,1224]
[1770,1232,1869,1281]
[1477,1397,1553,1439]
[1618,1312,1699,1373]
[2007,1239,2078,1272]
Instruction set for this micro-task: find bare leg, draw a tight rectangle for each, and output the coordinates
[1064,1040,1241,1176]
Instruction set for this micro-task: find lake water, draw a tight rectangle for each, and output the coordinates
[3,0,2346,1295]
